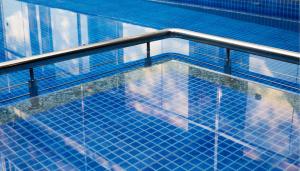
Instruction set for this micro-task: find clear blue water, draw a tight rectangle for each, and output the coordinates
[154,0,300,20]
[19,0,300,51]
[0,0,299,62]
[0,0,299,105]
[0,1,299,170]
[0,60,299,170]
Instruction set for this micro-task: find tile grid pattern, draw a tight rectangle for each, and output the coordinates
[152,0,300,21]
[0,1,299,106]
[1,47,299,106]
[0,61,298,170]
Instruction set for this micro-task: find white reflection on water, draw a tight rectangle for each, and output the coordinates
[2,0,31,59]
[125,61,189,130]
[123,61,299,169]
[0,60,299,170]
[123,23,160,62]
[245,81,300,158]
[249,54,300,83]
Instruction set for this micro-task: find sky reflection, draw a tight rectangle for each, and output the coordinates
[0,60,299,170]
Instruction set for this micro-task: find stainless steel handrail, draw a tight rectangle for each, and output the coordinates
[0,28,299,75]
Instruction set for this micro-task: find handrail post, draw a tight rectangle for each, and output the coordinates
[224,48,232,74]
[145,42,152,66]
[28,68,39,108]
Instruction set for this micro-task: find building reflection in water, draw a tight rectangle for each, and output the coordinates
[0,0,298,156]
[0,0,299,101]
[0,0,299,170]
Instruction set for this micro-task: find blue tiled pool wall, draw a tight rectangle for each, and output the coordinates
[0,52,172,106]
[185,42,300,93]
[1,45,299,107]
[0,61,299,170]
[0,40,299,106]
[153,0,300,21]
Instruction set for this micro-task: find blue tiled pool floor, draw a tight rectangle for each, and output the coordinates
[1,60,299,170]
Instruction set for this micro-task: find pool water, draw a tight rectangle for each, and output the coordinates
[19,0,300,51]
[0,0,299,63]
[0,60,299,170]
[0,1,299,170]
[0,0,299,105]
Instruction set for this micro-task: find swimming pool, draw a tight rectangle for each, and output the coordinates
[0,0,299,170]
[0,0,299,105]
[19,0,300,51]
[0,60,299,170]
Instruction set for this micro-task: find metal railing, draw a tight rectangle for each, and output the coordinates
[0,28,299,75]
[0,28,299,101]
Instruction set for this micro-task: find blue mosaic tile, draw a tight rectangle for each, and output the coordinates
[0,0,299,105]
[0,60,299,170]
[154,0,300,21]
